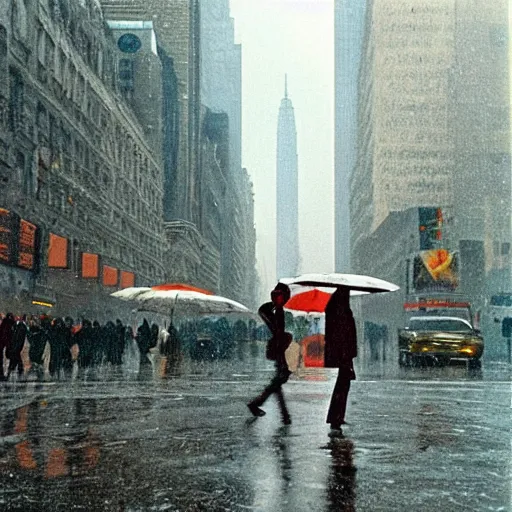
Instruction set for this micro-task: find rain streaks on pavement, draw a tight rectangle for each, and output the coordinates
[0,351,510,512]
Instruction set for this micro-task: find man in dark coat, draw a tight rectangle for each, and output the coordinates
[0,313,15,380]
[7,315,28,379]
[28,316,46,380]
[49,318,70,379]
[76,319,94,371]
[136,319,153,365]
[247,283,293,424]
[113,319,125,365]
[324,288,357,435]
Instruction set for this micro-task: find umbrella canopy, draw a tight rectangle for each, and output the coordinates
[285,288,332,314]
[281,273,399,314]
[111,284,250,316]
[280,273,400,294]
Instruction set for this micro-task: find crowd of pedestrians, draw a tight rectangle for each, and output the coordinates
[0,313,160,381]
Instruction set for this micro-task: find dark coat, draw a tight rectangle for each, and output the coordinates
[0,315,15,349]
[324,289,357,369]
[258,301,291,363]
[10,321,28,355]
[28,325,46,365]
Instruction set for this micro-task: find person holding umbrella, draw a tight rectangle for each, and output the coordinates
[247,283,293,425]
[324,288,357,436]
[279,273,398,435]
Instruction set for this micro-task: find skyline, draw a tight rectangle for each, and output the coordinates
[229,0,334,299]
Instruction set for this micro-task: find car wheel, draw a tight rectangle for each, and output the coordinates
[398,351,411,367]
[468,358,482,370]
[435,356,450,367]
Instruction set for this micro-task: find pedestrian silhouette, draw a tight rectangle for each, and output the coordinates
[324,288,357,435]
[0,313,15,381]
[7,315,28,379]
[247,283,293,424]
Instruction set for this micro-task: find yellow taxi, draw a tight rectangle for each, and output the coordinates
[398,316,484,368]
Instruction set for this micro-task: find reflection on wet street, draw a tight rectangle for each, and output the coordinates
[0,343,510,511]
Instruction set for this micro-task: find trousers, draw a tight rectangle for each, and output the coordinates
[249,360,291,422]
[326,369,352,427]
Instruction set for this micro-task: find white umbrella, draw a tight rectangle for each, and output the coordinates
[279,273,400,294]
[111,285,250,316]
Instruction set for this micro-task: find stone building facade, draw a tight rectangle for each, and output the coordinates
[0,0,166,318]
[100,0,258,306]
[351,0,511,295]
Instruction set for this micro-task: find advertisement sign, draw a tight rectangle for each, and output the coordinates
[81,253,99,279]
[103,265,118,287]
[120,271,135,289]
[18,220,38,270]
[412,249,459,292]
[418,207,443,250]
[48,233,69,269]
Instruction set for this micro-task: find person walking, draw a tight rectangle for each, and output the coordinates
[0,313,15,381]
[48,318,69,379]
[6,315,28,379]
[136,319,153,365]
[324,288,357,436]
[76,319,94,372]
[28,316,46,380]
[247,283,293,425]
[113,319,125,365]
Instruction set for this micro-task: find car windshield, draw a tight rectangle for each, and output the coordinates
[408,318,473,333]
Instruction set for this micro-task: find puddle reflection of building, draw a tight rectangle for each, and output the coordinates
[326,436,357,512]
[5,398,101,480]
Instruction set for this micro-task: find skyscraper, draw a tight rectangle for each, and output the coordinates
[351,0,511,295]
[334,0,367,272]
[276,77,299,280]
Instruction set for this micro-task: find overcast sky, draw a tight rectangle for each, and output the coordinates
[229,0,334,300]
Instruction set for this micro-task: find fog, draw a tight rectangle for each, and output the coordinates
[229,0,334,298]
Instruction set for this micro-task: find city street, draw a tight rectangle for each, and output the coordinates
[0,346,510,512]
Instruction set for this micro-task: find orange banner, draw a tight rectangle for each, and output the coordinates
[120,271,135,289]
[48,234,68,268]
[82,253,99,278]
[18,219,37,270]
[103,265,118,287]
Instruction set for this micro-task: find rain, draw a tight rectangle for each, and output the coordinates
[1,0,512,511]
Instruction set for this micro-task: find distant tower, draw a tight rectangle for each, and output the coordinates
[276,75,299,279]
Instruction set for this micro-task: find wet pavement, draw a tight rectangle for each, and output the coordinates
[0,346,510,511]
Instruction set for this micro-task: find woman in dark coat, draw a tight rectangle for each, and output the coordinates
[324,288,357,434]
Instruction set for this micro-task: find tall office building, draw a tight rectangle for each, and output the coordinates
[334,0,367,272]
[276,77,299,280]
[351,0,511,295]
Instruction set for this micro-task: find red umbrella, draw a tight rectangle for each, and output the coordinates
[151,283,214,295]
[285,288,332,313]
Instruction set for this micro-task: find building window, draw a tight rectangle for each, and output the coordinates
[119,59,134,91]
[8,68,24,133]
